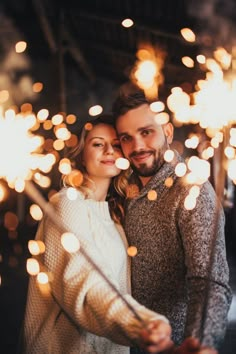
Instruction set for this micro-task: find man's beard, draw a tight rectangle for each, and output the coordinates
[130,150,165,177]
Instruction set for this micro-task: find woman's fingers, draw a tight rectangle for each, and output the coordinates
[140,320,173,353]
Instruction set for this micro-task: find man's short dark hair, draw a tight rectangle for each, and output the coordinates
[112,90,150,121]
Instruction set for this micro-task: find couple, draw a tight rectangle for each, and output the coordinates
[22,91,232,353]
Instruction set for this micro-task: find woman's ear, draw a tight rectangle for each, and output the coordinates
[163,122,174,144]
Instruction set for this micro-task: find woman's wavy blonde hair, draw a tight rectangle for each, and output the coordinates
[63,114,130,224]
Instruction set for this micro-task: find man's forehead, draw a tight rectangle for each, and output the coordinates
[118,123,156,135]
[116,107,157,134]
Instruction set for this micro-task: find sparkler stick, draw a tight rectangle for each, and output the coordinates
[24,179,146,327]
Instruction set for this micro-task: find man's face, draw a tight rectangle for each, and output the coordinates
[116,104,173,182]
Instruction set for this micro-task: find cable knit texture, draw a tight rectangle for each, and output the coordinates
[126,152,232,354]
[22,188,168,354]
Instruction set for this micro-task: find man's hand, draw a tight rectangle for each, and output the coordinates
[164,337,218,354]
[139,320,173,353]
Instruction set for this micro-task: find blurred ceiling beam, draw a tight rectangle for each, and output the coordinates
[32,0,95,83]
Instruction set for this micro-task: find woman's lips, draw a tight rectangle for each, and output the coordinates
[101,160,115,165]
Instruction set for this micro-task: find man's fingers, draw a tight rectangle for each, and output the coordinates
[173,337,218,354]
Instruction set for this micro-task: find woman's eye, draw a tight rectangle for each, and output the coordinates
[113,144,121,150]
[93,143,103,147]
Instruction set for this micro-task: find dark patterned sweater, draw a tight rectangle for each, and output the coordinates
[125,153,232,353]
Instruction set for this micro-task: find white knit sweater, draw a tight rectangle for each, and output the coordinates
[22,188,167,354]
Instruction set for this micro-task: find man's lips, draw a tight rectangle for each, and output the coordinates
[131,152,153,163]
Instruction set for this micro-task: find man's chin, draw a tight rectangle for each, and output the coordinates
[131,164,155,177]
[131,159,164,177]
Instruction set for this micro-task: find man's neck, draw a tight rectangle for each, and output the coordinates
[139,175,152,187]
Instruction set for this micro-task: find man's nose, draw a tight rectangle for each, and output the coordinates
[132,137,145,150]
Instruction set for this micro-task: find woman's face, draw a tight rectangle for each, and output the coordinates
[82,123,123,181]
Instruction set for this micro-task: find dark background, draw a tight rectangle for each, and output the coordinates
[0,1,236,353]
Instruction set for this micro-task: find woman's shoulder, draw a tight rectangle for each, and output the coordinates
[47,188,92,229]
[49,187,85,208]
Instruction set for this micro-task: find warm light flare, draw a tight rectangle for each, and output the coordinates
[121,18,134,28]
[180,28,196,42]
[182,56,194,68]
[134,60,157,88]
[196,55,206,64]
[66,187,79,200]
[0,110,46,189]
[37,272,49,284]
[150,101,165,113]
[127,246,138,257]
[187,156,210,184]
[0,183,7,202]
[132,45,165,99]
[147,190,157,201]
[37,109,49,121]
[88,105,103,116]
[115,157,130,170]
[185,135,199,149]
[27,258,40,275]
[15,41,27,53]
[184,195,197,210]
[29,204,43,221]
[154,112,169,125]
[59,158,72,175]
[52,114,63,125]
[164,149,174,162]
[175,162,187,177]
[61,232,80,253]
[28,240,45,255]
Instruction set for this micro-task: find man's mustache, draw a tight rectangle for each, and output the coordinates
[129,150,154,158]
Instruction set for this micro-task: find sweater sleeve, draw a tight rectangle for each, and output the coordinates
[41,191,168,346]
[178,181,232,349]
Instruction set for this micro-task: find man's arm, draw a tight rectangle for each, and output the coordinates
[178,181,232,348]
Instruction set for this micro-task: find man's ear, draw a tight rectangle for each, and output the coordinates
[163,122,174,144]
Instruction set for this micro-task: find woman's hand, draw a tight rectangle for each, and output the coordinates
[139,319,173,353]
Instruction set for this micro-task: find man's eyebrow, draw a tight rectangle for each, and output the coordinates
[118,125,155,137]
[117,132,128,138]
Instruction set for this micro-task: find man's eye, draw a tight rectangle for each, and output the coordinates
[120,136,131,142]
[142,129,151,136]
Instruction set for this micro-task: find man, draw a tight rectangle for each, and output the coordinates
[112,90,232,353]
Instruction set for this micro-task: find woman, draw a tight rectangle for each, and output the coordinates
[22,114,172,354]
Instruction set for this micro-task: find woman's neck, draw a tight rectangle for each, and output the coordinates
[87,177,111,201]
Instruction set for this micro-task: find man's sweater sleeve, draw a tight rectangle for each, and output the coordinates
[178,181,232,348]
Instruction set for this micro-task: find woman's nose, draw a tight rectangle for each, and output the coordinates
[105,143,114,154]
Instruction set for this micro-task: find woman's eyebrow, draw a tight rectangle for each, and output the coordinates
[88,136,105,142]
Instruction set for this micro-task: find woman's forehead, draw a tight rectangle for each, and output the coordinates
[86,123,118,139]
